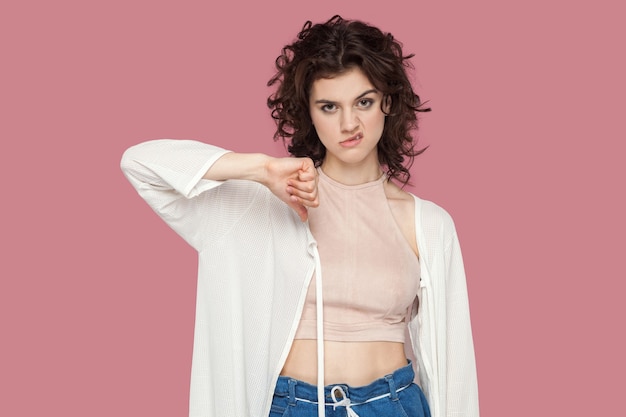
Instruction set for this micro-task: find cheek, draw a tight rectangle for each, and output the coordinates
[310,116,335,137]
[364,111,386,131]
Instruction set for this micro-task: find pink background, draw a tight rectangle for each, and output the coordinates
[2,0,624,415]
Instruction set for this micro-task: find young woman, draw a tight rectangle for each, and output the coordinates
[121,16,478,417]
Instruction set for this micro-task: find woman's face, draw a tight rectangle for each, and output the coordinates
[309,67,387,171]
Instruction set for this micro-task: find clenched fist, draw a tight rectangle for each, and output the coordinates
[263,156,319,222]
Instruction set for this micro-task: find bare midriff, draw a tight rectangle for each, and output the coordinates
[280,340,408,386]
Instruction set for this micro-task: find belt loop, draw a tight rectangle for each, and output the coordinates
[288,378,297,407]
[385,374,399,401]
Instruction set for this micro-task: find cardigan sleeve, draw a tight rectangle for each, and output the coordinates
[443,220,480,416]
[411,197,480,417]
[120,139,233,250]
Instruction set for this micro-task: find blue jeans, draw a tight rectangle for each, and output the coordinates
[269,362,431,417]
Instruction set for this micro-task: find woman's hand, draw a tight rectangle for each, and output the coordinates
[263,156,319,222]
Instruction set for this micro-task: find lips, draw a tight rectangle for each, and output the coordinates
[340,133,363,147]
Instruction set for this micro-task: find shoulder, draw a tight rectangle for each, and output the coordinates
[383,180,420,257]
[384,182,420,233]
[383,180,415,210]
[384,181,453,224]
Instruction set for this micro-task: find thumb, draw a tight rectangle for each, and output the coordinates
[288,196,308,222]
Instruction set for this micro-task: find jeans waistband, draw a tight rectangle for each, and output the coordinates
[274,361,414,405]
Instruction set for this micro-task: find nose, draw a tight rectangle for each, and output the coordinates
[340,109,359,133]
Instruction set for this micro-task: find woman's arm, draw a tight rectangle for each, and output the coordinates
[120,139,318,249]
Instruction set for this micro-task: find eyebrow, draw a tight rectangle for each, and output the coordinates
[314,89,379,104]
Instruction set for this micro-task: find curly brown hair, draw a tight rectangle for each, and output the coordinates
[267,15,430,185]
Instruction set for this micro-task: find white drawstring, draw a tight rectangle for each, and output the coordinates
[312,243,326,417]
[331,386,360,417]
[292,382,410,414]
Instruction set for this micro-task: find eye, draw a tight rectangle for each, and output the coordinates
[321,104,337,112]
[357,99,374,108]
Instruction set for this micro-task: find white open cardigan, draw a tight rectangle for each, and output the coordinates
[121,139,479,417]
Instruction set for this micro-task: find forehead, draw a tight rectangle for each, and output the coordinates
[309,67,377,101]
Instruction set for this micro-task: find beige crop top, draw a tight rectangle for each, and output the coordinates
[294,168,420,343]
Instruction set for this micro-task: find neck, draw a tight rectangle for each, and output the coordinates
[320,157,383,185]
